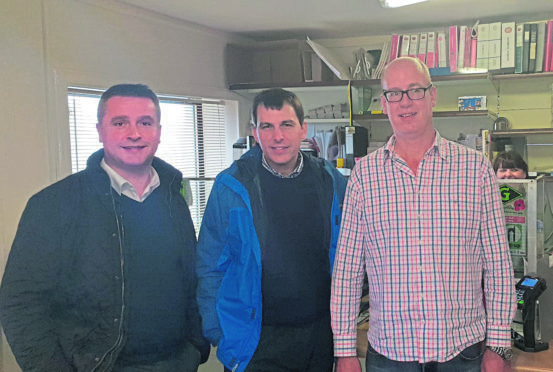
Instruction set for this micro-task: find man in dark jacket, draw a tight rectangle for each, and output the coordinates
[196,88,347,372]
[0,84,209,372]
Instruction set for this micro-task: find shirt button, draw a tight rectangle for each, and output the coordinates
[114,318,119,323]
[115,276,120,280]
[112,233,117,238]
[94,357,100,362]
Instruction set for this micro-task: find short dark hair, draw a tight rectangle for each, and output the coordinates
[97,84,161,123]
[251,88,304,127]
[492,151,529,176]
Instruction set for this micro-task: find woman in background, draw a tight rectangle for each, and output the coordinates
[493,150,528,179]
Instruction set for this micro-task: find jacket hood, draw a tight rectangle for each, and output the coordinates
[233,146,263,181]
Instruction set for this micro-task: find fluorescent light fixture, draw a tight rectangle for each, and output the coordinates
[378,0,428,8]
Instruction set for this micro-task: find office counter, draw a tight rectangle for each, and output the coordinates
[511,341,553,372]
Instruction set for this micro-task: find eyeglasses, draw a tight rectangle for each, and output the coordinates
[382,84,433,103]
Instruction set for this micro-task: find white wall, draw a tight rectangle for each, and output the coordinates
[0,0,246,370]
[0,3,50,369]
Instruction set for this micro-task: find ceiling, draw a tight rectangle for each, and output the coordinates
[116,0,553,41]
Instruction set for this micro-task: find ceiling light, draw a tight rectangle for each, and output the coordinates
[378,0,428,8]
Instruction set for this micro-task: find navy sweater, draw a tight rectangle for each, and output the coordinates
[118,189,190,363]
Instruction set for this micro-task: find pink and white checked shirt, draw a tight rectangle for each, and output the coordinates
[331,132,516,362]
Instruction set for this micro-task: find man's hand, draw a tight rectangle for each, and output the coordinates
[335,356,362,372]
[482,349,512,372]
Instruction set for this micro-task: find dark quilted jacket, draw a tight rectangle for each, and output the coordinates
[0,149,209,371]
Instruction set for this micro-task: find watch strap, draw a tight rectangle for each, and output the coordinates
[487,346,513,361]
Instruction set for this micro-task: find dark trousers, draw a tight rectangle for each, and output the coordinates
[113,341,201,372]
[224,315,334,372]
[365,340,485,372]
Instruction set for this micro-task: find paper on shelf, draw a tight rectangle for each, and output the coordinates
[313,129,335,160]
[306,36,352,80]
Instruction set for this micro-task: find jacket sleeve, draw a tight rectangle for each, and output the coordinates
[330,165,348,203]
[178,200,211,364]
[195,178,230,346]
[186,280,211,364]
[185,273,211,364]
[0,193,75,372]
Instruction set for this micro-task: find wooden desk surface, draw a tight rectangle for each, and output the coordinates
[357,323,553,371]
[512,341,553,372]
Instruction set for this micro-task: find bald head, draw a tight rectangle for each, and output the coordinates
[379,56,437,142]
[381,57,432,90]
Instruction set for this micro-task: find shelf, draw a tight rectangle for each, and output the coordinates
[490,128,553,137]
[227,75,490,91]
[306,118,350,123]
[352,110,490,121]
[229,71,553,92]
[228,72,491,91]
[433,110,491,117]
[491,71,553,81]
[228,76,486,91]
[228,80,349,91]
[351,113,386,121]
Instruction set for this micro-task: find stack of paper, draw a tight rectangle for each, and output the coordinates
[312,129,334,160]
[373,40,392,78]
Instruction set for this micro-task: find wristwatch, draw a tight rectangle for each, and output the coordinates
[487,346,513,361]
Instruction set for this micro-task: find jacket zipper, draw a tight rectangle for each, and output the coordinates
[91,193,127,371]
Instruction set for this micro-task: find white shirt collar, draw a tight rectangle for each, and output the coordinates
[100,159,160,202]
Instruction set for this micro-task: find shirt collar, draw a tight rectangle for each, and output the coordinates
[383,130,445,160]
[100,158,160,202]
[261,151,304,178]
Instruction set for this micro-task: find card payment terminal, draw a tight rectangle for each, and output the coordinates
[512,275,549,352]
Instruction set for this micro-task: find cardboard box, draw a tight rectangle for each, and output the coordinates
[458,96,487,111]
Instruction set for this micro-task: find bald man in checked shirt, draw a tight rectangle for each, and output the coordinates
[331,57,516,372]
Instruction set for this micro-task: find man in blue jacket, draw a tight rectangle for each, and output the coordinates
[196,88,347,372]
[0,84,209,371]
